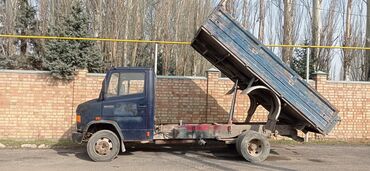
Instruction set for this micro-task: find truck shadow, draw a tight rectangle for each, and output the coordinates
[121,143,295,171]
[55,142,294,171]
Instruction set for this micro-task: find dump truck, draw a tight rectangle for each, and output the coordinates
[72,2,340,163]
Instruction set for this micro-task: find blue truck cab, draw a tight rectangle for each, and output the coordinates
[73,67,155,161]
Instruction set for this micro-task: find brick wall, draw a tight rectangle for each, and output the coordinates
[0,69,369,140]
[313,72,370,140]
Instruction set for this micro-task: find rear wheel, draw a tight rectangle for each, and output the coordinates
[86,130,120,162]
[236,132,245,155]
[236,130,270,163]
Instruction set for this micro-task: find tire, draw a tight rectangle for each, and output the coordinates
[86,130,120,162]
[236,131,248,156]
[237,130,270,163]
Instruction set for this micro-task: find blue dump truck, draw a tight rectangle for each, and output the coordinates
[72,2,339,163]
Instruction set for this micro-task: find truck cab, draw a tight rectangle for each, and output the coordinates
[72,67,155,161]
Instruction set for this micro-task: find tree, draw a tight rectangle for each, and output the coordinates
[341,0,353,80]
[15,0,37,56]
[282,0,294,64]
[258,0,265,42]
[290,41,314,79]
[316,0,338,75]
[0,0,42,70]
[44,1,103,80]
[0,0,17,57]
[311,0,321,71]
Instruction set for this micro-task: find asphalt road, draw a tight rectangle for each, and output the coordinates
[0,143,369,171]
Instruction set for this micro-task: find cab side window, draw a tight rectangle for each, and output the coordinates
[106,72,145,98]
[118,73,145,96]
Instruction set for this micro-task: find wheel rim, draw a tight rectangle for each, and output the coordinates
[95,137,113,155]
[247,139,263,156]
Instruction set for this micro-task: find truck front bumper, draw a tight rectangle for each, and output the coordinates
[72,132,83,144]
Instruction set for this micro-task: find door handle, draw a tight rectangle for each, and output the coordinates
[138,104,147,108]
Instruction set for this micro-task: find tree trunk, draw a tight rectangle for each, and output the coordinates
[241,1,249,29]
[258,0,265,42]
[342,0,353,81]
[130,1,142,67]
[4,0,18,56]
[122,0,131,67]
[312,0,322,71]
[282,0,294,64]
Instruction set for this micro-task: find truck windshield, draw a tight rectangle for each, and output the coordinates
[106,72,145,98]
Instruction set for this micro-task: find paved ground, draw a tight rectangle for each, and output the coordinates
[0,143,369,171]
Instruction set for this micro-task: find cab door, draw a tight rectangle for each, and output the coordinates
[102,70,150,141]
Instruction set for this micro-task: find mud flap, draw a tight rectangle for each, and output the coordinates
[121,141,126,152]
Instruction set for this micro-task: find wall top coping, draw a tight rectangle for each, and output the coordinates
[218,77,231,81]
[327,80,370,85]
[86,73,106,77]
[0,69,50,74]
[312,71,327,75]
[157,75,207,80]
[206,67,220,72]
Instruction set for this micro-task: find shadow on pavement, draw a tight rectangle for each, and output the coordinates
[122,142,295,171]
[53,147,93,162]
[52,142,295,171]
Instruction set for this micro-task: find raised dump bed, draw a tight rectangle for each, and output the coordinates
[191,4,339,135]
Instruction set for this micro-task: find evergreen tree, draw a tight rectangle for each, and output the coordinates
[44,1,103,80]
[290,42,314,79]
[15,0,37,55]
[0,0,43,70]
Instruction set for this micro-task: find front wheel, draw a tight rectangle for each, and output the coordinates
[86,130,120,162]
[236,130,270,163]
